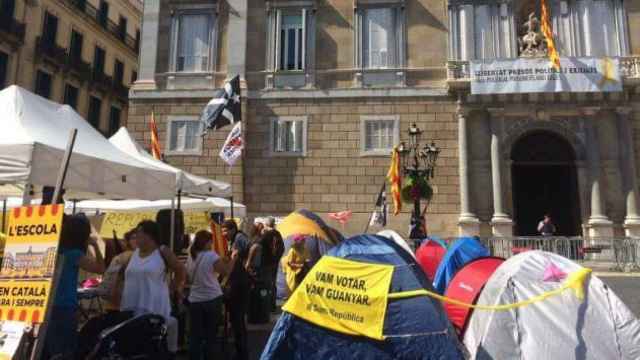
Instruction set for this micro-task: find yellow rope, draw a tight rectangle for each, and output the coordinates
[388,268,592,311]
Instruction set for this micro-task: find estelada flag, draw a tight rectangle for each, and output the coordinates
[150,112,162,160]
[541,0,561,69]
[387,147,402,215]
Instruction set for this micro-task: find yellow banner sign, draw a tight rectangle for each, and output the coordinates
[99,211,212,238]
[0,205,63,324]
[282,256,393,340]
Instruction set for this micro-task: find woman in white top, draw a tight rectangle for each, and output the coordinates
[120,220,186,355]
[187,230,235,360]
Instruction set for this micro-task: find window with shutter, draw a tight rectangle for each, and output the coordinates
[167,118,203,155]
[361,116,399,156]
[271,117,307,156]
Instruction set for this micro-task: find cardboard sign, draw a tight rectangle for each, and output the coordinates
[282,256,394,340]
[0,205,63,323]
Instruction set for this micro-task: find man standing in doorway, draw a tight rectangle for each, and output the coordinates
[537,214,557,236]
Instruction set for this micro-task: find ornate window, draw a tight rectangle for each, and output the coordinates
[448,0,629,60]
[169,7,217,73]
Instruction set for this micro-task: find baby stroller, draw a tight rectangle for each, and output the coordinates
[87,313,170,359]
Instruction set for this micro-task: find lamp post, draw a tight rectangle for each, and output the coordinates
[397,123,440,242]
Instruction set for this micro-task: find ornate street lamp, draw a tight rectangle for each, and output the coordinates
[397,123,440,242]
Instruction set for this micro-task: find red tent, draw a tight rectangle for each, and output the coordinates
[443,257,504,336]
[416,239,447,281]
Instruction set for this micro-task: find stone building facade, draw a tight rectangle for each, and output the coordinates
[129,0,640,238]
[0,0,142,135]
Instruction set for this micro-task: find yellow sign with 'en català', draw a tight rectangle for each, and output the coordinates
[282,256,394,340]
[0,205,63,324]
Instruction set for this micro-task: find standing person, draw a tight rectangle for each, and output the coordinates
[261,217,284,311]
[221,220,250,360]
[120,220,186,356]
[44,214,105,360]
[187,230,235,360]
[282,235,311,293]
[537,214,557,236]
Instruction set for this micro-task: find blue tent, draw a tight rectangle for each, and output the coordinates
[261,234,466,360]
[432,237,489,294]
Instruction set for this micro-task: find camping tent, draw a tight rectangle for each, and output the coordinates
[377,230,415,258]
[443,257,504,335]
[109,127,231,197]
[416,238,448,281]
[0,86,175,200]
[262,234,466,360]
[432,237,489,294]
[276,209,342,299]
[464,251,640,359]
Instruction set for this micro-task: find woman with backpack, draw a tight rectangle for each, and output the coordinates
[186,230,235,360]
[120,220,186,356]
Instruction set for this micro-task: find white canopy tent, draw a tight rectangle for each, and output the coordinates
[0,86,176,200]
[0,197,245,217]
[109,127,231,197]
[73,197,245,217]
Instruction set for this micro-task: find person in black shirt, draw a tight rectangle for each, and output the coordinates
[221,220,250,360]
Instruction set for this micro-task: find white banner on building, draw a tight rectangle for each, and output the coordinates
[470,57,622,95]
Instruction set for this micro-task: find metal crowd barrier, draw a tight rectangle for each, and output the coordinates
[474,236,640,272]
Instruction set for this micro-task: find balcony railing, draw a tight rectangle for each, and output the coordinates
[64,0,138,53]
[0,14,26,46]
[91,70,114,92]
[64,54,92,81]
[113,82,130,100]
[36,37,68,66]
[446,56,640,85]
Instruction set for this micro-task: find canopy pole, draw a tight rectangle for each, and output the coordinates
[230,195,234,220]
[53,129,78,204]
[22,183,32,206]
[72,200,77,215]
[170,198,176,252]
[2,198,6,231]
[177,190,182,210]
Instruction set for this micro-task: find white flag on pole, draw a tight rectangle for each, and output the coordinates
[219,122,244,167]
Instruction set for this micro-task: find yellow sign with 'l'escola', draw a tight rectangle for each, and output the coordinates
[0,205,63,324]
[282,256,394,340]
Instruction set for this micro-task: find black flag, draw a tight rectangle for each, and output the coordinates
[370,183,387,227]
[200,75,241,132]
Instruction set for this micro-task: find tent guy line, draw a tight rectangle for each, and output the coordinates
[388,267,592,310]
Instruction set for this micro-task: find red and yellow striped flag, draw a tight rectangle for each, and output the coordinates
[387,147,402,215]
[211,221,229,256]
[541,0,561,69]
[149,112,162,160]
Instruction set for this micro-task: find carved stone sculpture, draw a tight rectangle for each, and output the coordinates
[518,12,548,57]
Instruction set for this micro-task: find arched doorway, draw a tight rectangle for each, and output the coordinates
[511,131,581,236]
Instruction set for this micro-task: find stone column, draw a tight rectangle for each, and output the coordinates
[227,0,248,85]
[488,108,513,236]
[457,102,480,236]
[132,0,161,90]
[616,107,640,237]
[583,107,614,237]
